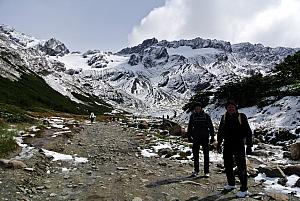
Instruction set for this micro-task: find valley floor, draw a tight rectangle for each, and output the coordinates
[0,120,298,201]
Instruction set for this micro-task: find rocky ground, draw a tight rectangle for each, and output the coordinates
[0,117,299,201]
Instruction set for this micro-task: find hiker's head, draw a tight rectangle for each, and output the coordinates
[193,102,203,113]
[225,100,237,114]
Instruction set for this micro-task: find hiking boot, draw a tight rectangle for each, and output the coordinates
[223,184,236,190]
[204,173,210,178]
[236,190,248,198]
[191,171,199,177]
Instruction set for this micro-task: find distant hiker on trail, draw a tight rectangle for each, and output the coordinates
[217,100,253,198]
[187,102,215,178]
[90,112,96,123]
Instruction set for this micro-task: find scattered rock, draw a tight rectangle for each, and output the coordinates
[267,193,289,201]
[132,197,143,201]
[0,159,27,169]
[277,177,288,186]
[138,121,149,129]
[290,142,300,160]
[252,150,269,157]
[161,120,182,136]
[283,165,300,176]
[283,151,291,158]
[257,166,286,178]
[158,162,167,166]
[157,148,173,157]
[50,193,57,197]
[294,178,300,187]
[24,167,34,172]
[117,167,129,171]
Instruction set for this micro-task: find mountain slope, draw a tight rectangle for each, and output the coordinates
[0,26,111,114]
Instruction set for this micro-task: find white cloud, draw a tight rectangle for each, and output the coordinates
[129,0,300,48]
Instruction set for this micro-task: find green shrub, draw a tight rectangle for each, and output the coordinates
[0,103,35,123]
[0,129,18,156]
[0,73,112,115]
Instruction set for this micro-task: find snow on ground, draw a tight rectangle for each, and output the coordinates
[41,149,73,161]
[41,148,88,163]
[14,117,88,165]
[14,137,36,160]
[140,136,223,163]
[54,52,129,71]
[54,53,90,70]
[141,149,158,157]
[255,173,300,198]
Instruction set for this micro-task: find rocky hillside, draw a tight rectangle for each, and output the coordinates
[0,25,111,114]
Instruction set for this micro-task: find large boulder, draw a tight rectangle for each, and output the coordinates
[257,166,286,178]
[283,165,300,176]
[161,120,182,136]
[290,142,300,160]
[0,159,27,169]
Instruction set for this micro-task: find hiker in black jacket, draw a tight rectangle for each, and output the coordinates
[187,102,214,177]
[217,100,253,198]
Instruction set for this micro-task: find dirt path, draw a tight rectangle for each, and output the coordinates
[0,121,298,200]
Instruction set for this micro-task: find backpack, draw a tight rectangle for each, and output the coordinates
[222,113,242,125]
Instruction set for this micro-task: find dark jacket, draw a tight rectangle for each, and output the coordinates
[187,111,214,143]
[217,112,252,146]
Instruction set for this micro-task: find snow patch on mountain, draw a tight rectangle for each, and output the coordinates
[207,96,300,136]
[0,24,42,48]
[167,46,222,58]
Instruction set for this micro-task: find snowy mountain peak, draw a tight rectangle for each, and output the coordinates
[118,38,159,54]
[38,38,70,56]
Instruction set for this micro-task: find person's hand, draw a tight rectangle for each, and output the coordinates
[246,146,252,155]
[217,143,222,154]
[210,136,215,144]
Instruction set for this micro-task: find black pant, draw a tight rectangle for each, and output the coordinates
[223,142,248,191]
[192,141,209,174]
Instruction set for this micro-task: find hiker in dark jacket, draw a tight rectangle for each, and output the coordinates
[217,100,253,198]
[187,102,214,177]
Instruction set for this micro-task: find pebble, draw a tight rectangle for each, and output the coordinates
[36,186,45,190]
[132,197,143,201]
[50,193,57,197]
[117,167,129,171]
[24,168,34,172]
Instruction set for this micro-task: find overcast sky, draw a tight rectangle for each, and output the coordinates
[1,0,300,52]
